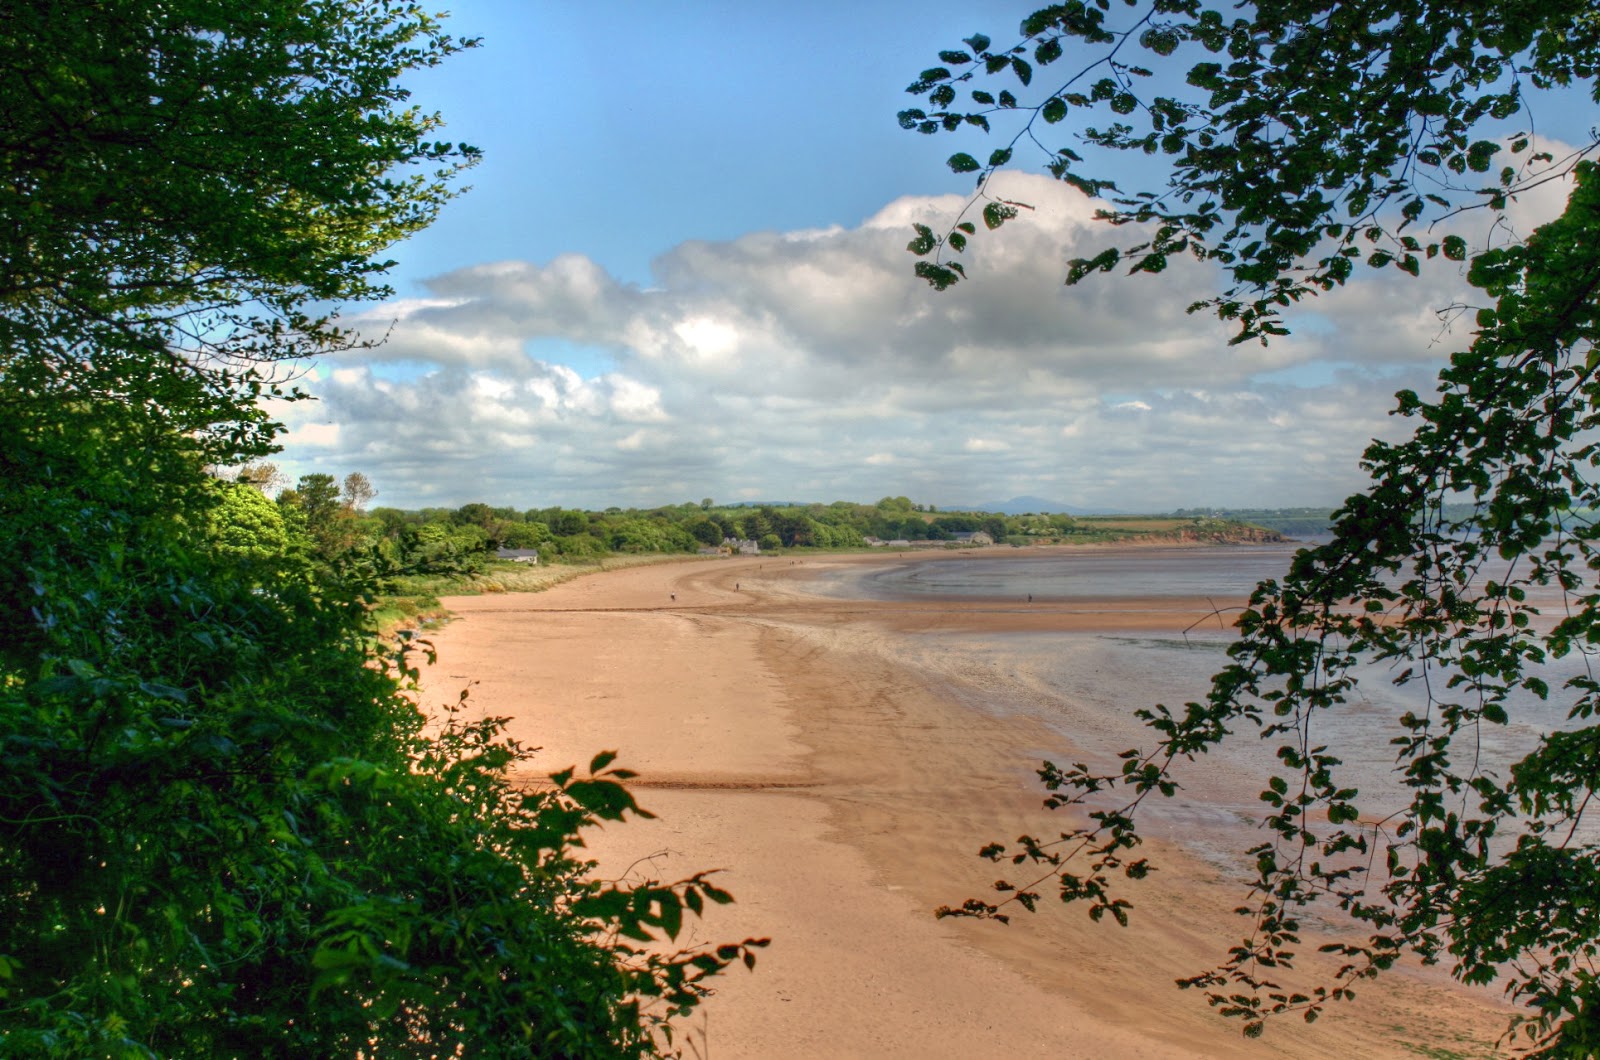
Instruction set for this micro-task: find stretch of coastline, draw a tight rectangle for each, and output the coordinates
[420,548,1515,1058]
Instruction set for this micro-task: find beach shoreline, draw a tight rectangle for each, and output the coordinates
[420,548,1515,1058]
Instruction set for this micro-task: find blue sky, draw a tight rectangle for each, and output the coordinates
[270,2,1590,513]
[387,1,986,290]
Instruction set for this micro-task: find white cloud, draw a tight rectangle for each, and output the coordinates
[273,166,1578,511]
[606,376,666,422]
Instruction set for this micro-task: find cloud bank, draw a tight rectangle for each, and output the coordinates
[271,171,1568,512]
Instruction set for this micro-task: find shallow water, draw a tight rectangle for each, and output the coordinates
[812,543,1309,601]
[820,545,1596,876]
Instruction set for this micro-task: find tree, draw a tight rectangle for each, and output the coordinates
[906,2,1600,1053]
[237,461,288,495]
[551,509,592,537]
[1,0,482,466]
[453,501,498,531]
[500,520,552,550]
[208,479,292,563]
[282,472,358,559]
[1,2,760,1053]
[341,471,378,513]
[688,517,726,547]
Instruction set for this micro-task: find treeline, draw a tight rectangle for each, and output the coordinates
[236,474,1113,572]
[1171,507,1335,536]
[1170,504,1513,538]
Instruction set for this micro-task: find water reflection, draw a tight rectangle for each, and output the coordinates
[818,545,1597,868]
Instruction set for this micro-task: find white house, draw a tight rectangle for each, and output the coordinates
[495,548,540,564]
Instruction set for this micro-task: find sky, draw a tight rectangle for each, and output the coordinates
[268,2,1590,513]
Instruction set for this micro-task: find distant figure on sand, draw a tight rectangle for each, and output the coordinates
[1027,594,1033,603]
[670,593,676,602]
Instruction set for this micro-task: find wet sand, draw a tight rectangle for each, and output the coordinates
[420,550,1516,1058]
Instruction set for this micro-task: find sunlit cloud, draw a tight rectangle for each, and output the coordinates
[275,164,1579,511]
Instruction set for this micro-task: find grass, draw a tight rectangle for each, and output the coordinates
[1075,517,1192,532]
[371,591,448,633]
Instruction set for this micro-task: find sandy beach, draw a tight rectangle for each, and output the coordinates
[420,550,1516,1058]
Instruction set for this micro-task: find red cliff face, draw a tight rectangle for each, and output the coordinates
[1171,524,1285,545]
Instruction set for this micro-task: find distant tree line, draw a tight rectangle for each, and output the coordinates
[1169,504,1525,538]
[1170,507,1336,537]
[224,474,1118,572]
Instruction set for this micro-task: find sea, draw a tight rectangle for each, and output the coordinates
[808,543,1593,875]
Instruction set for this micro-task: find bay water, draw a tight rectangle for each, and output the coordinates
[814,544,1593,879]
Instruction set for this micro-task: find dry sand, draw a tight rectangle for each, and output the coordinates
[420,551,1516,1058]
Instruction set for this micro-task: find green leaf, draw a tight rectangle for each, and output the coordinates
[982,201,1018,229]
[914,260,963,289]
[1140,27,1179,56]
[896,108,926,130]
[1042,97,1067,123]
[907,223,937,256]
[947,152,982,173]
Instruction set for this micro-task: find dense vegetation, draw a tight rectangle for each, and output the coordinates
[244,477,1279,585]
[907,0,1600,1053]
[0,3,759,1056]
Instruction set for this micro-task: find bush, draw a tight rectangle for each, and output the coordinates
[0,401,764,1056]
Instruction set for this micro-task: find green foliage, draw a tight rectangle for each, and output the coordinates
[911,2,1600,1053]
[903,0,1593,340]
[1,2,762,1054]
[208,480,292,564]
[607,518,697,555]
[502,520,553,549]
[339,494,1268,565]
[280,473,360,560]
[0,0,480,461]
